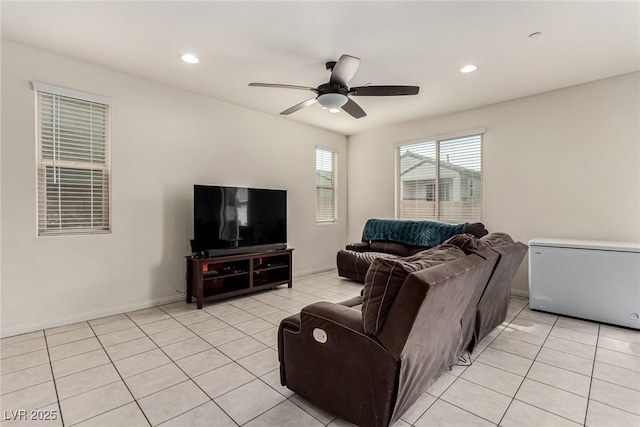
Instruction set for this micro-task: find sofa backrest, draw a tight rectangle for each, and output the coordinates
[377,252,498,424]
[361,245,466,335]
[442,232,529,350]
[475,240,528,345]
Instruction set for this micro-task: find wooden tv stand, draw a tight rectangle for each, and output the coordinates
[186,248,293,309]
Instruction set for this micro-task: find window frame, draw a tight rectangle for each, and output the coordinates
[315,145,338,224]
[33,82,112,236]
[394,128,484,223]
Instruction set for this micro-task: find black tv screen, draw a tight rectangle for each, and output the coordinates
[193,185,287,253]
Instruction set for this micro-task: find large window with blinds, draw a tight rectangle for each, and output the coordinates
[396,132,483,223]
[316,146,337,223]
[34,83,111,235]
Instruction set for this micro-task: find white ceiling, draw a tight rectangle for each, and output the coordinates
[2,1,639,136]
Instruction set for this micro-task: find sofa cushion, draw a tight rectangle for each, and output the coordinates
[362,245,465,335]
[442,233,486,253]
[370,241,410,257]
[336,250,400,283]
[466,222,489,238]
[444,232,515,252]
[480,232,514,247]
[407,245,431,255]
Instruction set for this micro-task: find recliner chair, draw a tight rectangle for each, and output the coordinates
[278,249,499,427]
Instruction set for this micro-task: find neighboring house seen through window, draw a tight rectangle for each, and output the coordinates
[316,146,337,223]
[34,82,111,235]
[396,132,483,223]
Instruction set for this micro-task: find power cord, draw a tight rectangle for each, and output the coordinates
[456,351,473,367]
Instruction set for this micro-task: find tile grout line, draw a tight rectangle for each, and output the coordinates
[585,327,640,419]
[0,333,46,350]
[170,300,331,427]
[0,359,51,378]
[593,345,640,359]
[496,308,613,426]
[80,319,153,427]
[126,310,242,426]
[41,332,66,427]
[197,320,293,426]
[159,301,311,425]
[586,370,640,393]
[496,303,557,427]
[583,323,601,426]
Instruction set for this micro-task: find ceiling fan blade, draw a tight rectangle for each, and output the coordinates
[280,97,317,115]
[330,54,361,86]
[249,83,317,92]
[350,85,420,96]
[342,98,366,119]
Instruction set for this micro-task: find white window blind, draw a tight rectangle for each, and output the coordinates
[396,133,483,223]
[35,83,111,235]
[316,146,337,223]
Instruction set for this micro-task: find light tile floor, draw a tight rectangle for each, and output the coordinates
[1,270,639,426]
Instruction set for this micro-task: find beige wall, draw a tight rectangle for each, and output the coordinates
[348,72,640,294]
[2,39,638,335]
[1,41,347,336]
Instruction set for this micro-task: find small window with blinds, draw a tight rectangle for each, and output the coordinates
[396,133,483,223]
[316,146,337,223]
[34,83,111,235]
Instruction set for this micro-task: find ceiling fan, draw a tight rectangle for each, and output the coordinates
[249,54,419,119]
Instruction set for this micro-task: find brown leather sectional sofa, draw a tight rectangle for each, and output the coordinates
[278,232,527,427]
[337,222,489,282]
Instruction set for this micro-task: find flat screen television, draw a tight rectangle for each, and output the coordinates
[193,185,287,255]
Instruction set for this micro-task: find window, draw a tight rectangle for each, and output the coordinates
[34,82,111,235]
[316,146,337,223]
[396,132,483,223]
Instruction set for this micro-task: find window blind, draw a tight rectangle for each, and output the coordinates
[396,133,483,223]
[316,147,337,223]
[35,85,111,235]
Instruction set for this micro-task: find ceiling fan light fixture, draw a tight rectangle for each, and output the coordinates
[181,53,199,64]
[322,107,341,114]
[460,64,478,73]
[317,93,348,109]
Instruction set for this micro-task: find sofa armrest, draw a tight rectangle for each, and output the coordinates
[301,302,371,338]
[278,302,398,426]
[277,303,378,358]
[346,242,371,252]
[337,296,363,308]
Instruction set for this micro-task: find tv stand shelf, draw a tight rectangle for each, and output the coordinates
[186,248,293,309]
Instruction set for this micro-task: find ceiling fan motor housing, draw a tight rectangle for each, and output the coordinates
[317,83,349,96]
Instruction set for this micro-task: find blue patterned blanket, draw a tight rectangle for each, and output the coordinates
[363,219,466,247]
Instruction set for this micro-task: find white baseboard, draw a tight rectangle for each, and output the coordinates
[510,288,530,298]
[294,266,336,277]
[0,294,183,339]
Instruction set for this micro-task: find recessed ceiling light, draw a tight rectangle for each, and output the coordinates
[460,65,478,73]
[529,32,542,39]
[181,53,199,64]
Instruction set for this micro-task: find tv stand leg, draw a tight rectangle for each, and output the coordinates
[195,274,204,309]
[186,260,193,304]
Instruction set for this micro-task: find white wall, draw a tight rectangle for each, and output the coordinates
[348,72,640,294]
[1,41,347,336]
